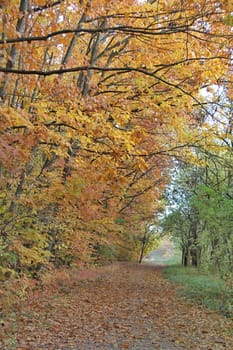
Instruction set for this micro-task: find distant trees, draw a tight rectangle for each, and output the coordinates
[161,143,233,278]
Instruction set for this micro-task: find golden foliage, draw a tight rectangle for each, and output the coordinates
[0,0,232,273]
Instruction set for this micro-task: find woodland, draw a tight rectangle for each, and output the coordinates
[0,0,233,349]
[0,0,233,290]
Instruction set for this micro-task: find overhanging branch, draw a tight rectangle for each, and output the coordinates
[0,25,188,45]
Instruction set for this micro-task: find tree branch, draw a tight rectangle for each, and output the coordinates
[0,25,188,45]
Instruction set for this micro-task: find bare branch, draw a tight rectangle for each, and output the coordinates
[0,25,188,45]
[32,0,65,12]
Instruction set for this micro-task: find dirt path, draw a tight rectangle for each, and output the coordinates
[6,264,233,350]
[144,238,176,264]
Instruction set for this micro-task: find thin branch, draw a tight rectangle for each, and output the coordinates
[0,25,189,45]
[32,0,65,12]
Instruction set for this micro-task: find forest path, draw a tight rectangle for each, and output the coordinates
[12,263,233,350]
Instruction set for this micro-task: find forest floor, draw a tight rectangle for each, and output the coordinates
[1,262,233,350]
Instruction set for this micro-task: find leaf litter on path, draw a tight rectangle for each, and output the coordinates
[3,263,233,350]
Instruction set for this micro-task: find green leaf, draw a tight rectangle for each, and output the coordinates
[223,14,233,26]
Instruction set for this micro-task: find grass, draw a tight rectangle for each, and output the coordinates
[163,265,233,318]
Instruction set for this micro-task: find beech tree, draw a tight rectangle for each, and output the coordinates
[0,0,232,275]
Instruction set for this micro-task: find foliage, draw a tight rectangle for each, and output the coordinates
[161,146,233,279]
[191,182,233,277]
[0,0,232,276]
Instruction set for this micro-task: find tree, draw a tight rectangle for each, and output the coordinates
[161,143,233,277]
[161,163,202,267]
[0,0,232,275]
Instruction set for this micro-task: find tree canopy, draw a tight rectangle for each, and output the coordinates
[0,0,232,276]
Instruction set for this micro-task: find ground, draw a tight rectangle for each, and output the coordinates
[144,237,177,264]
[2,261,232,350]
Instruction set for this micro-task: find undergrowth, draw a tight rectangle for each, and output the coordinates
[163,265,233,318]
